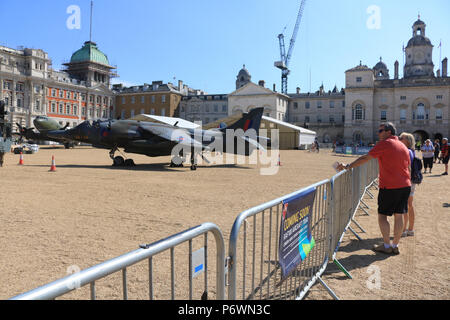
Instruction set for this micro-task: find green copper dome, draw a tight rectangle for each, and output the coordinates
[70,41,110,66]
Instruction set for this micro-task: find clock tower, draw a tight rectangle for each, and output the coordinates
[404,17,434,78]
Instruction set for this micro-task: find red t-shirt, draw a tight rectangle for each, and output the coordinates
[369,136,411,189]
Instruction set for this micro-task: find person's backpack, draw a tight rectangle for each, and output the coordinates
[410,150,423,184]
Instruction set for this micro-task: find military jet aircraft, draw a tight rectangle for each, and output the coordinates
[47,107,266,170]
[16,116,75,148]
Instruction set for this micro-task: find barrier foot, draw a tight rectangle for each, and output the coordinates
[348,226,363,241]
[333,259,352,279]
[360,199,370,209]
[358,205,370,216]
[318,276,339,300]
[351,218,366,233]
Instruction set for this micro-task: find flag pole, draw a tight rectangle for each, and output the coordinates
[89,1,93,42]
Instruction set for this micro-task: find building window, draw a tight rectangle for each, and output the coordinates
[317,101,322,109]
[51,89,56,97]
[222,105,227,112]
[416,103,425,120]
[214,104,218,112]
[329,101,334,108]
[66,104,70,114]
[122,97,125,104]
[436,108,442,120]
[436,95,443,100]
[380,110,387,121]
[151,96,155,103]
[161,95,166,103]
[67,91,71,99]
[141,96,145,104]
[342,100,345,107]
[293,102,298,109]
[59,90,64,98]
[35,100,40,111]
[400,109,406,121]
[305,116,310,123]
[305,101,310,109]
[329,115,335,123]
[17,98,22,108]
[51,103,56,113]
[317,115,322,123]
[73,105,78,115]
[400,96,406,100]
[131,96,135,104]
[59,103,64,114]
[356,77,362,82]
[353,104,364,120]
[151,108,155,115]
[161,108,166,116]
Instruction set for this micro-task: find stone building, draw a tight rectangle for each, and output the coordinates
[113,80,203,119]
[179,94,228,123]
[288,85,346,143]
[344,18,449,144]
[0,41,116,131]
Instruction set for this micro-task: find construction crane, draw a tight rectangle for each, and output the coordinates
[274,0,307,94]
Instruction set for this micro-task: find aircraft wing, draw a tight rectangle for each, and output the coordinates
[130,114,200,129]
[138,123,205,149]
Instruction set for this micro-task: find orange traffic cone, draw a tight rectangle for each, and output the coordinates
[18,152,24,165]
[49,155,56,172]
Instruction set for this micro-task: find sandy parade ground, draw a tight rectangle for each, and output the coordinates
[0,145,448,300]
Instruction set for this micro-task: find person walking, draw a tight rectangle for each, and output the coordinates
[441,138,449,175]
[434,139,441,164]
[421,139,434,174]
[399,133,417,237]
[337,122,410,255]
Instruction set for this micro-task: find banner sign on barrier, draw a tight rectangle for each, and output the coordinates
[279,187,316,278]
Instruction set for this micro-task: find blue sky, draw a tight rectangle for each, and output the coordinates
[1,0,449,94]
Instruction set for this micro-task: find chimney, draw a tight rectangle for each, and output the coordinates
[443,58,448,77]
[178,80,183,90]
[258,80,265,87]
[394,61,399,79]
[273,83,276,92]
[296,87,300,94]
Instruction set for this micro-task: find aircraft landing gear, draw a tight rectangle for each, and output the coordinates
[113,156,125,166]
[190,153,197,171]
[110,148,135,167]
[170,155,185,168]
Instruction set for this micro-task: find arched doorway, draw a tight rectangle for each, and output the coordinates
[434,133,443,142]
[413,130,429,149]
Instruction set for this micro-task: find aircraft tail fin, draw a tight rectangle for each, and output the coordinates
[221,107,263,134]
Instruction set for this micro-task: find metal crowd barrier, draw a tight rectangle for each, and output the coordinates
[10,223,226,300]
[227,179,336,300]
[329,159,379,277]
[10,160,379,301]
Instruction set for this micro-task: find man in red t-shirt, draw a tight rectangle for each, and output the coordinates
[337,122,411,255]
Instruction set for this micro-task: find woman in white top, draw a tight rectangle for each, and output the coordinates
[399,132,416,237]
[421,139,435,174]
